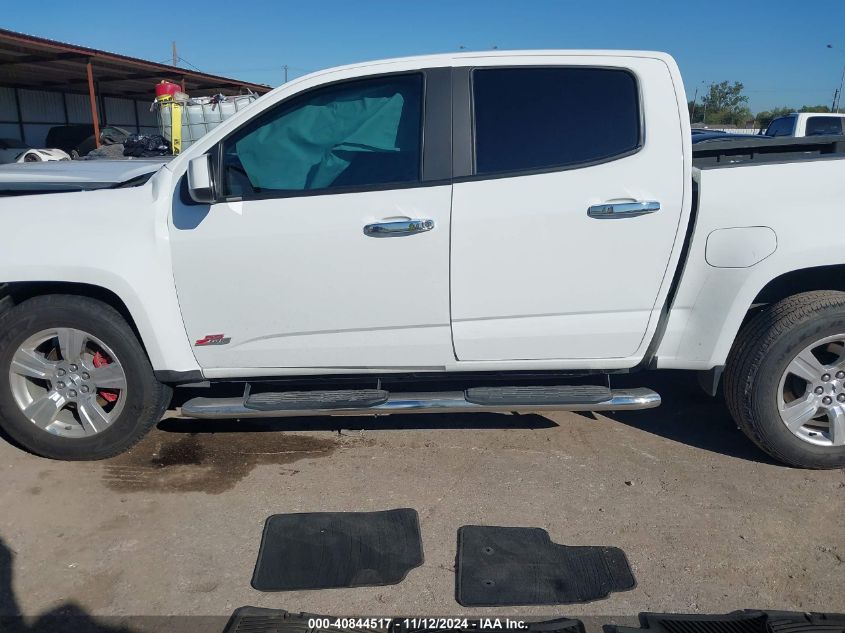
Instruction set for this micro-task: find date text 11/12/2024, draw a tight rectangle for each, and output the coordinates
[307,618,532,630]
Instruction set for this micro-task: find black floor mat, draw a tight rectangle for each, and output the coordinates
[251,509,423,591]
[606,610,845,633]
[222,608,586,633]
[222,608,374,633]
[456,525,635,606]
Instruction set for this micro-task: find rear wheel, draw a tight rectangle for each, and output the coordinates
[0,295,172,460]
[724,291,845,469]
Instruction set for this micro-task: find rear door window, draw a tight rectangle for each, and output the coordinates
[472,67,641,175]
[805,116,844,136]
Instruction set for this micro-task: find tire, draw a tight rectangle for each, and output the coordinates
[724,290,845,469]
[0,295,172,460]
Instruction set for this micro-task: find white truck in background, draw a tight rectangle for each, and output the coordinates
[764,112,845,137]
[1,50,845,468]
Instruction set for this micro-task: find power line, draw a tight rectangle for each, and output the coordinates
[743,88,835,93]
[176,56,203,72]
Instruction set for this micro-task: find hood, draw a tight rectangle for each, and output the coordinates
[0,159,170,193]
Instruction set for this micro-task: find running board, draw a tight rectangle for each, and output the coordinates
[245,388,389,411]
[180,387,660,419]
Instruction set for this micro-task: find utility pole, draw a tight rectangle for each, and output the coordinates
[283,64,288,83]
[690,86,699,122]
[700,81,709,126]
[172,41,178,66]
[827,44,845,113]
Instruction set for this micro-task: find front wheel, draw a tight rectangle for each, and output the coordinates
[0,295,172,460]
[724,290,845,469]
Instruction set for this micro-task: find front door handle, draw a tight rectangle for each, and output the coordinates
[363,218,435,237]
[587,200,661,219]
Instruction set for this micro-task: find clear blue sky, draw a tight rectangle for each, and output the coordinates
[5,0,845,112]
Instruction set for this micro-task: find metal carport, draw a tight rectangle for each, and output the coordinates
[0,28,271,148]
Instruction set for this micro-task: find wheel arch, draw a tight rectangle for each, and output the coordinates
[659,263,845,373]
[0,280,144,345]
[752,265,845,306]
[725,265,845,363]
[0,280,199,376]
[712,265,845,372]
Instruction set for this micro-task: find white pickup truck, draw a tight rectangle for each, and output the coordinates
[2,50,845,469]
[764,112,845,137]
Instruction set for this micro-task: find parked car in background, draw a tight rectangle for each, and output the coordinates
[0,139,70,164]
[44,125,130,157]
[764,112,845,137]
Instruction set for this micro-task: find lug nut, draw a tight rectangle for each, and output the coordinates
[822,396,832,405]
[815,386,824,394]
[838,394,845,403]
[68,389,77,398]
[69,364,78,372]
[822,373,831,382]
[81,372,90,380]
[80,385,90,394]
[57,368,66,377]
[837,371,845,379]
[57,381,66,390]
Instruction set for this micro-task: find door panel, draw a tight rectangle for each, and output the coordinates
[171,187,453,369]
[450,60,686,361]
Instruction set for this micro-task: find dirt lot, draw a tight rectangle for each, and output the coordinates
[0,371,843,632]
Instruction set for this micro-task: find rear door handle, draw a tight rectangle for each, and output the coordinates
[587,201,661,219]
[363,219,435,237]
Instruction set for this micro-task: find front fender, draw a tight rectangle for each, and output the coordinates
[0,181,199,373]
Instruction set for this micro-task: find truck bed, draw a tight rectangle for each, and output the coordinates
[692,134,845,168]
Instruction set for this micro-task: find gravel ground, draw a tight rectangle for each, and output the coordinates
[0,371,842,633]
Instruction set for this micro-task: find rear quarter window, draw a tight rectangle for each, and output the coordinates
[805,116,844,136]
[472,67,641,175]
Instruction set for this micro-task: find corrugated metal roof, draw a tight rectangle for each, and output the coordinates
[0,28,272,98]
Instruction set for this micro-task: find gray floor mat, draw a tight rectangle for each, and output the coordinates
[251,509,423,591]
[456,525,635,606]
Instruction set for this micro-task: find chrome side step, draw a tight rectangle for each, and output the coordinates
[465,384,612,405]
[245,388,389,411]
[180,387,660,419]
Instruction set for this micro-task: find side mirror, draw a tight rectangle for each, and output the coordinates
[187,155,216,204]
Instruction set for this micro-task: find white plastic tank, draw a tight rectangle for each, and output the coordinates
[157,93,258,149]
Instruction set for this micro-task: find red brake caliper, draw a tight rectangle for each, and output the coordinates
[92,351,119,403]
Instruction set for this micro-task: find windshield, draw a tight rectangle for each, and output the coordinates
[764,116,796,137]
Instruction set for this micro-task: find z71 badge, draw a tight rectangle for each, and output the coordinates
[194,334,231,346]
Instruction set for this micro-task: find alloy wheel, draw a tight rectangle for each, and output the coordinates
[777,334,845,447]
[8,328,128,438]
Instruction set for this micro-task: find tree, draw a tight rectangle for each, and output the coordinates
[798,105,831,113]
[690,79,833,130]
[690,99,704,124]
[699,81,751,126]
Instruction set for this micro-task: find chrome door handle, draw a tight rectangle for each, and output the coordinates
[363,219,435,237]
[587,200,661,219]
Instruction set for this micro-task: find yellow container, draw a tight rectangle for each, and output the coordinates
[155,94,183,155]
